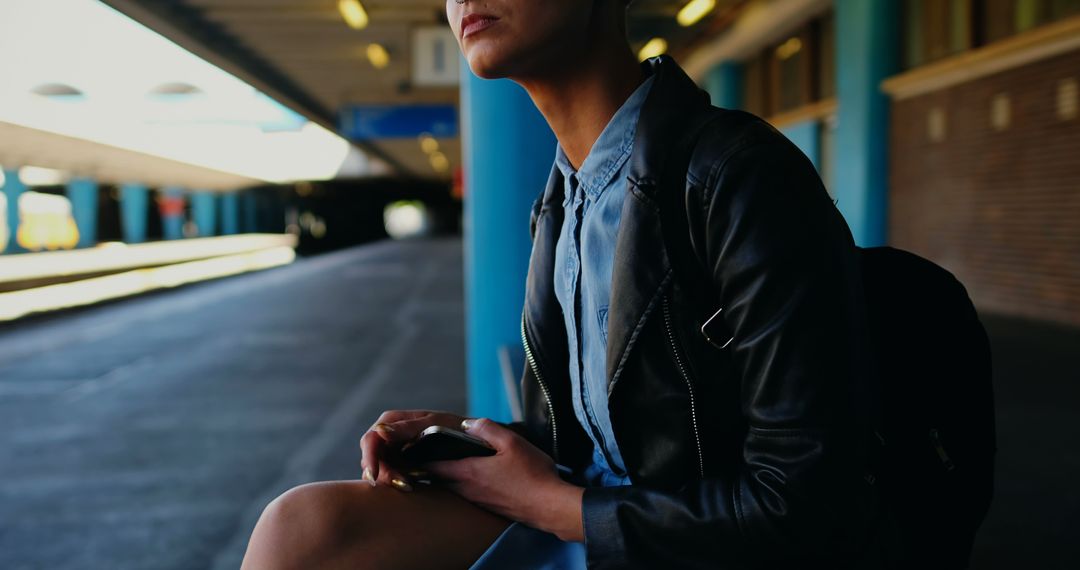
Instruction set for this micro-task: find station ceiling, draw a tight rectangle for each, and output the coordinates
[102,0,745,181]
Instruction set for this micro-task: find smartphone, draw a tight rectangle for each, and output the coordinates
[399,425,496,465]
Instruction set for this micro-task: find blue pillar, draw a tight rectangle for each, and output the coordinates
[834,0,899,247]
[242,190,257,233]
[705,61,744,110]
[461,54,557,421]
[219,192,239,235]
[191,192,217,237]
[66,177,98,248]
[120,183,149,244]
[2,168,27,253]
[780,121,821,171]
[159,186,185,240]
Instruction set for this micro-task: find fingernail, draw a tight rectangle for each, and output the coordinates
[372,422,395,434]
[460,418,475,431]
[362,466,376,486]
[405,469,430,479]
[390,477,413,492]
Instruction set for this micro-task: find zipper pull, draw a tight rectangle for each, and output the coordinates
[930,428,956,472]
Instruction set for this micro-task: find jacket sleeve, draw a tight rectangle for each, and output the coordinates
[579,139,879,568]
[499,351,556,459]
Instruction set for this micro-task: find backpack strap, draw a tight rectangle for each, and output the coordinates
[659,109,894,559]
[657,105,733,350]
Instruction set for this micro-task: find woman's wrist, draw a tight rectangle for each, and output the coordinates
[531,480,585,542]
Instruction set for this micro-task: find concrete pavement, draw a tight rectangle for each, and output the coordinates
[0,236,468,569]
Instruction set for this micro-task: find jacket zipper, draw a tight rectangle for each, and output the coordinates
[929,428,955,472]
[521,312,560,463]
[662,291,705,478]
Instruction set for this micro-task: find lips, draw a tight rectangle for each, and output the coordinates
[461,13,499,39]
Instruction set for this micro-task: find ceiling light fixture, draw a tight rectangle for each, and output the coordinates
[419,133,439,154]
[677,0,716,27]
[367,43,390,69]
[775,37,802,60]
[18,166,68,186]
[638,38,667,61]
[338,0,369,30]
[429,151,449,173]
[30,83,85,98]
[1,0,358,184]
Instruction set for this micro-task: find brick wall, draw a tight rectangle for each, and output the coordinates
[889,48,1080,328]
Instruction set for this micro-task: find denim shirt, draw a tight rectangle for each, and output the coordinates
[552,72,655,487]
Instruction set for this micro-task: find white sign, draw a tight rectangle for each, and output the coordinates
[412,27,459,87]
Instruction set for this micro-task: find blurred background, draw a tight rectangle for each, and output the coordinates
[0,0,1076,568]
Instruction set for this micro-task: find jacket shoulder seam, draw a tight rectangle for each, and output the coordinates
[685,111,776,183]
[701,139,790,214]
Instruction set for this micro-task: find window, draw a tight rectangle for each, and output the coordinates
[904,0,1080,69]
[981,0,1018,43]
[737,12,836,180]
[819,114,837,197]
[743,51,772,118]
[982,0,1080,43]
[771,27,813,113]
[818,13,836,100]
[903,0,972,69]
[742,11,834,117]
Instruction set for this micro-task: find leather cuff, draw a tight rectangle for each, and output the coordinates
[581,486,634,569]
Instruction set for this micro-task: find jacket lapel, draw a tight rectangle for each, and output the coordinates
[523,160,569,384]
[604,176,672,394]
[605,55,714,395]
[524,54,713,398]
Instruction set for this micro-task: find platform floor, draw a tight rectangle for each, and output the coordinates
[0,237,469,569]
[0,235,1074,568]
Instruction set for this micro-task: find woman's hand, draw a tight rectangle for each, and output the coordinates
[425,418,585,542]
[358,409,466,491]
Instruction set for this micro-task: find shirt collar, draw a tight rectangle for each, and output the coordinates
[554,72,656,201]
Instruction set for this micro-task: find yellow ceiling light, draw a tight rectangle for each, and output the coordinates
[677,0,716,27]
[419,133,439,154]
[638,38,668,61]
[367,43,390,69]
[429,151,449,173]
[775,37,803,60]
[338,0,369,30]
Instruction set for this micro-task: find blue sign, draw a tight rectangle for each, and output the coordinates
[339,104,458,140]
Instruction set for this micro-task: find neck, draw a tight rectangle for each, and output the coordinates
[514,39,646,171]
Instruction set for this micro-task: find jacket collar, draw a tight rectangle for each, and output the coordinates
[553,72,656,202]
[524,54,714,395]
[534,54,712,211]
[627,55,713,186]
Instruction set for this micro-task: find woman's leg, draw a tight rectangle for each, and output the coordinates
[241,480,512,570]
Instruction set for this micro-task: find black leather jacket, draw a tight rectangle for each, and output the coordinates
[510,55,882,569]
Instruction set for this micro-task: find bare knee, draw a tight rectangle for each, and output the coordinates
[242,481,375,570]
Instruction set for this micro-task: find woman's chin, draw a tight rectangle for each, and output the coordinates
[463,49,515,80]
[466,63,510,80]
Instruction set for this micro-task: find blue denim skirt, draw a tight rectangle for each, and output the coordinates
[468,521,586,569]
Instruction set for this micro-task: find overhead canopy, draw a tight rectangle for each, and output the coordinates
[0,121,259,191]
[0,0,388,190]
[100,0,746,181]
